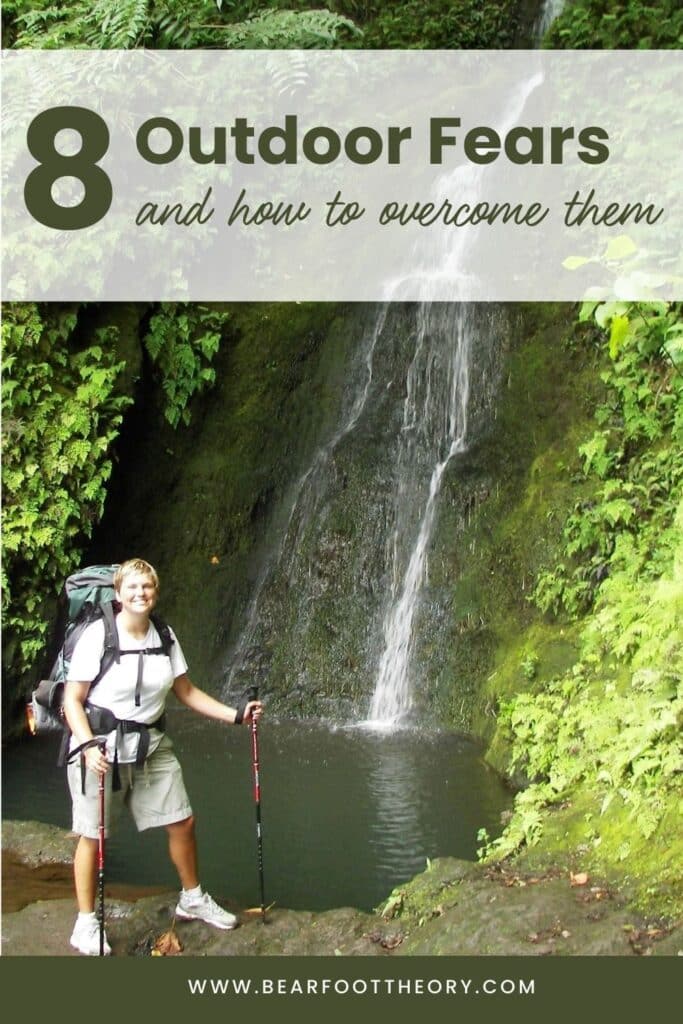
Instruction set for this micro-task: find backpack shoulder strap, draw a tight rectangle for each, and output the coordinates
[55,608,117,768]
[150,613,174,657]
[84,611,174,708]
[90,601,120,690]
[116,613,174,708]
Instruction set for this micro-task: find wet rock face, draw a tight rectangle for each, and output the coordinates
[90,302,372,713]
[1,820,390,957]
[2,893,397,958]
[2,819,76,868]
[4,821,680,958]
[88,300,512,723]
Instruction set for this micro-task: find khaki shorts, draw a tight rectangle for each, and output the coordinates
[68,734,193,839]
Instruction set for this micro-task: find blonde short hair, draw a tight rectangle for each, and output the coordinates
[113,558,159,593]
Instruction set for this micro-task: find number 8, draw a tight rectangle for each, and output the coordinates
[24,106,113,230]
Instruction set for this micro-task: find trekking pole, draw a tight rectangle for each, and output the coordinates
[247,685,266,923]
[97,741,106,956]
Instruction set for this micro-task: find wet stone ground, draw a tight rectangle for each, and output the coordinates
[2,821,680,958]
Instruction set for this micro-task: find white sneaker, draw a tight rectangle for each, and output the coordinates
[175,891,238,930]
[70,915,112,956]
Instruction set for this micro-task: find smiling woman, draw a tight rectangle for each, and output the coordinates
[61,556,263,955]
[117,560,159,618]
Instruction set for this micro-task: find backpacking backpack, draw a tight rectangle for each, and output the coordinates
[27,564,174,739]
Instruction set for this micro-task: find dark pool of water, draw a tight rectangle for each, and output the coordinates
[2,710,511,911]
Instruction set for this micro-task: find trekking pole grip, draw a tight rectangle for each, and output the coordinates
[247,686,259,729]
[234,686,258,726]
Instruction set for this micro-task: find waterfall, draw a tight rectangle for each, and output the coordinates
[367,305,472,724]
[364,69,545,727]
[535,0,567,40]
[363,0,570,726]
[224,1,568,720]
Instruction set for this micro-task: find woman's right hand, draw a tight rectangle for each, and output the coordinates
[84,742,109,775]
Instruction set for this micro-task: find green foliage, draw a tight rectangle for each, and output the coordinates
[7,0,521,50]
[360,0,517,48]
[1,301,232,699]
[482,303,683,874]
[214,7,358,47]
[7,0,150,48]
[1,304,131,680]
[520,650,539,681]
[212,0,519,47]
[143,304,229,428]
[7,0,359,49]
[534,303,682,618]
[487,610,682,860]
[544,0,683,49]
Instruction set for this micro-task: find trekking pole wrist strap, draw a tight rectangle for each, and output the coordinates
[68,738,101,760]
[67,738,105,797]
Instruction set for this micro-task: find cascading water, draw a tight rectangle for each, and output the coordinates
[362,1,568,727]
[222,300,503,719]
[364,75,545,727]
[367,305,472,724]
[535,0,567,40]
[223,0,567,723]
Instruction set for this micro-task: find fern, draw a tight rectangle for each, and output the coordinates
[533,303,682,619]
[487,304,683,871]
[1,305,132,682]
[143,304,229,428]
[217,8,359,48]
[9,1,360,50]
[82,0,152,48]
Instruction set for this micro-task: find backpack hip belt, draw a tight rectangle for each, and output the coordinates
[65,704,167,794]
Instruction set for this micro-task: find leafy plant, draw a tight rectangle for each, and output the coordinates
[143,304,230,427]
[520,651,539,681]
[1,304,132,685]
[482,302,683,873]
[7,0,359,49]
[215,7,358,47]
[534,302,682,618]
[544,0,683,49]
[360,0,517,49]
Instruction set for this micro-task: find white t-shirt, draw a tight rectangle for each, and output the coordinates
[67,617,188,763]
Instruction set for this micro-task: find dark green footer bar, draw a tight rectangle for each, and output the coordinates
[1,955,679,1023]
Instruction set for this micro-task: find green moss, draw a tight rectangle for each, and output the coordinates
[512,788,683,918]
[375,858,479,927]
[473,302,683,920]
[426,303,603,738]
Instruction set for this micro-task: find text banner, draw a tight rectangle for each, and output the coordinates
[2,50,681,301]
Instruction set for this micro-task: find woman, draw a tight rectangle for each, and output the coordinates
[63,557,262,956]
